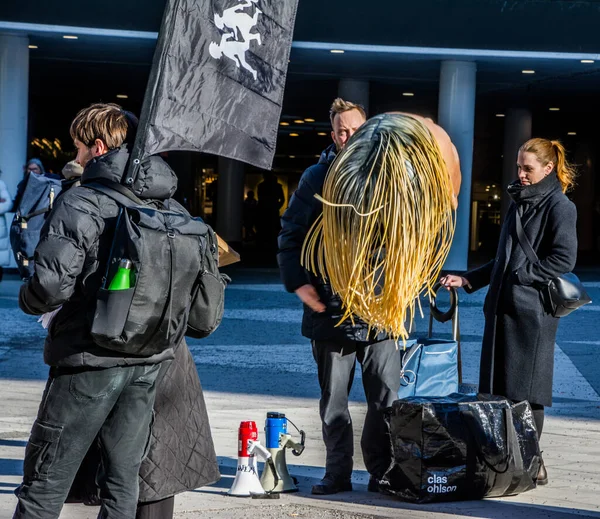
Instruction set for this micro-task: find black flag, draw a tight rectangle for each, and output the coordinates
[127,0,299,181]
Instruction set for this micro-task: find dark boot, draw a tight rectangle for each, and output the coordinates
[537,458,548,486]
[311,474,352,495]
[367,477,379,493]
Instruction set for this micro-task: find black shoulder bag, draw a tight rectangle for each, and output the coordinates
[514,210,591,317]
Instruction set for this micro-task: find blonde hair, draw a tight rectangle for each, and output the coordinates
[70,103,129,150]
[519,138,577,193]
[329,98,367,126]
[303,113,455,342]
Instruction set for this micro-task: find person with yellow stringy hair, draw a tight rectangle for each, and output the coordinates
[278,99,461,496]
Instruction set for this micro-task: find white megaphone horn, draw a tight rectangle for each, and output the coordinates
[227,421,265,497]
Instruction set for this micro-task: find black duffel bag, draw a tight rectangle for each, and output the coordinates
[381,394,541,503]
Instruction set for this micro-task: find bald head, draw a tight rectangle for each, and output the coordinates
[390,112,461,208]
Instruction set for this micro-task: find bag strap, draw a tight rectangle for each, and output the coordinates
[399,343,422,387]
[461,405,520,475]
[514,210,539,264]
[20,184,59,221]
[429,283,461,382]
[21,206,52,221]
[429,283,459,341]
[85,179,146,208]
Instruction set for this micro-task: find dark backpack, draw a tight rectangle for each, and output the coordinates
[10,174,62,279]
[87,181,227,357]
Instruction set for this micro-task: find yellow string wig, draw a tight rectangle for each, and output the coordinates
[302,113,456,342]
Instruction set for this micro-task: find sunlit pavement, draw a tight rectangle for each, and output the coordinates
[0,268,599,518]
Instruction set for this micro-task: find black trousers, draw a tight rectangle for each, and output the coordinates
[312,339,400,479]
[531,404,544,439]
[136,496,175,519]
[13,363,161,519]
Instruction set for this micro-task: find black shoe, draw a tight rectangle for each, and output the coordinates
[537,458,548,486]
[311,475,352,495]
[368,475,391,494]
[368,476,381,493]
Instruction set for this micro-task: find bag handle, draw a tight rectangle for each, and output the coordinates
[429,283,459,339]
[460,405,523,475]
[429,283,461,382]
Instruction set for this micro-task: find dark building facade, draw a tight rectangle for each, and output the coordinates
[1,0,600,267]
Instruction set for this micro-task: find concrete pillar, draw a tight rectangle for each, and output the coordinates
[0,34,29,199]
[501,108,532,220]
[216,157,244,243]
[338,78,370,115]
[438,60,477,271]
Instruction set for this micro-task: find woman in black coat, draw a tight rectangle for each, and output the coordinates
[135,339,220,518]
[441,138,578,486]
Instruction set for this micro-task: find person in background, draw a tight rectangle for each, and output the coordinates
[257,171,285,252]
[0,169,12,283]
[61,159,84,191]
[243,189,258,240]
[11,158,60,213]
[441,138,578,487]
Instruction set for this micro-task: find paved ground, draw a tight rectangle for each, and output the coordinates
[0,267,600,518]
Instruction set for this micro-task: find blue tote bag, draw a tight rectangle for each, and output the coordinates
[398,285,461,399]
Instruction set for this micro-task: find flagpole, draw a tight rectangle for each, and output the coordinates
[124,0,179,186]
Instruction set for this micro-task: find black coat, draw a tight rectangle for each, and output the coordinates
[18,146,178,368]
[277,144,385,343]
[138,339,220,501]
[465,173,577,407]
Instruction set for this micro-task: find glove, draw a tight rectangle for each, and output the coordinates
[38,306,62,329]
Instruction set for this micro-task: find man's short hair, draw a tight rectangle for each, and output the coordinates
[70,103,130,150]
[329,98,367,126]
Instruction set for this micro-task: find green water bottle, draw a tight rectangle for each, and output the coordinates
[108,259,132,290]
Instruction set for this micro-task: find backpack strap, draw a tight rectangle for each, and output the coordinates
[21,206,52,221]
[85,179,145,208]
[514,209,540,264]
[86,179,172,211]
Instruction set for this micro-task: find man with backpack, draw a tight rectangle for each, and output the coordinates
[13,104,182,518]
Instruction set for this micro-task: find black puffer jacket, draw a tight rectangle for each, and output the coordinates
[278,144,385,343]
[19,146,178,368]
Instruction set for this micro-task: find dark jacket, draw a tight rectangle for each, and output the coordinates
[465,172,577,407]
[19,146,178,368]
[138,339,220,501]
[278,144,386,343]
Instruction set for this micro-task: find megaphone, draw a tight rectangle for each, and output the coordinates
[228,421,265,497]
[260,412,305,493]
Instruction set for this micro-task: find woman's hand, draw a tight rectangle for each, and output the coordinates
[440,274,470,290]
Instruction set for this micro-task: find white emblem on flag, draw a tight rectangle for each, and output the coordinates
[210,0,262,80]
